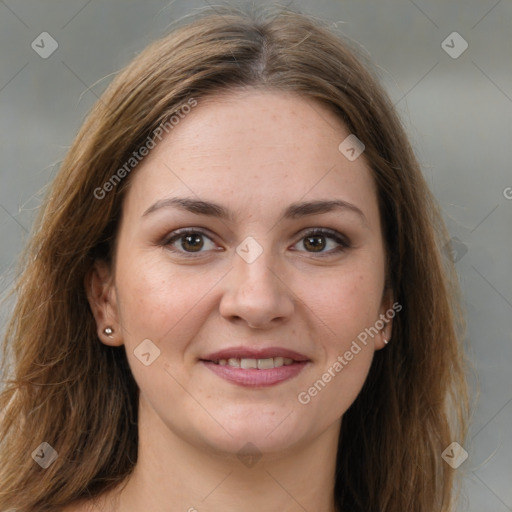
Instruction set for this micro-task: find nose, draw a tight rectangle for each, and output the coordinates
[219,248,295,329]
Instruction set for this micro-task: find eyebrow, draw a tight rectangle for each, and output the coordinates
[142,196,368,225]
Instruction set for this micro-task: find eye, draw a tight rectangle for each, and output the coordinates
[161,227,351,258]
[291,228,351,256]
[162,228,219,256]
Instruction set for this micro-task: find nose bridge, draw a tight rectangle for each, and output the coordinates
[233,234,278,281]
[219,236,294,327]
[234,239,283,298]
[237,248,277,291]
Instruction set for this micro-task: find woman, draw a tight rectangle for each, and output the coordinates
[0,6,470,512]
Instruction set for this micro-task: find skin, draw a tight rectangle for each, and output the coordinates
[80,88,393,512]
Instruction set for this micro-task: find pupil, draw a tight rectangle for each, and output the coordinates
[183,234,203,252]
[304,236,325,252]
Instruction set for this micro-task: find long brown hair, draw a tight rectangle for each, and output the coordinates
[0,5,470,511]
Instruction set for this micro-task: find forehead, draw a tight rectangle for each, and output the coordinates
[122,88,379,227]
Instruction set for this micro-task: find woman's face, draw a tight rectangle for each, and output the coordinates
[90,88,392,457]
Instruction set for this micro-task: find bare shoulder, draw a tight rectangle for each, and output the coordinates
[60,484,121,511]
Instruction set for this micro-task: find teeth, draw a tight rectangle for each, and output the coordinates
[274,356,284,367]
[257,358,274,370]
[240,358,258,369]
[215,357,296,369]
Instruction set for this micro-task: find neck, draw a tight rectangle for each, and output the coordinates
[100,397,340,512]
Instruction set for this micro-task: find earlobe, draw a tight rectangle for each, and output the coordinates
[375,323,392,350]
[375,290,395,350]
[84,260,123,347]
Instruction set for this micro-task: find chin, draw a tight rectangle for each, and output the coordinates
[192,412,309,458]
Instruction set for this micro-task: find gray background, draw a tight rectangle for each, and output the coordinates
[0,0,511,510]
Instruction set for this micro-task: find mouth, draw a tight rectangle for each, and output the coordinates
[200,347,310,387]
[207,356,298,369]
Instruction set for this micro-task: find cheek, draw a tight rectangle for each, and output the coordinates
[113,254,212,400]
[306,267,384,343]
[295,270,380,420]
[114,251,206,349]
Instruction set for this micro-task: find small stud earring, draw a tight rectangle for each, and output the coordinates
[103,327,114,336]
[383,337,389,344]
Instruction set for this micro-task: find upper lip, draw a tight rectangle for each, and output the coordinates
[202,346,310,362]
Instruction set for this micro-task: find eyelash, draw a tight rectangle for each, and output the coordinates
[160,227,351,258]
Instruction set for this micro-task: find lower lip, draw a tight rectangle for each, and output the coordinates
[201,361,308,387]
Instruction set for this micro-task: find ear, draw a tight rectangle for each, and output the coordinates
[84,260,123,347]
[375,288,395,350]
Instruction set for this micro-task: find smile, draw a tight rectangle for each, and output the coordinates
[211,356,296,369]
[200,346,310,387]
